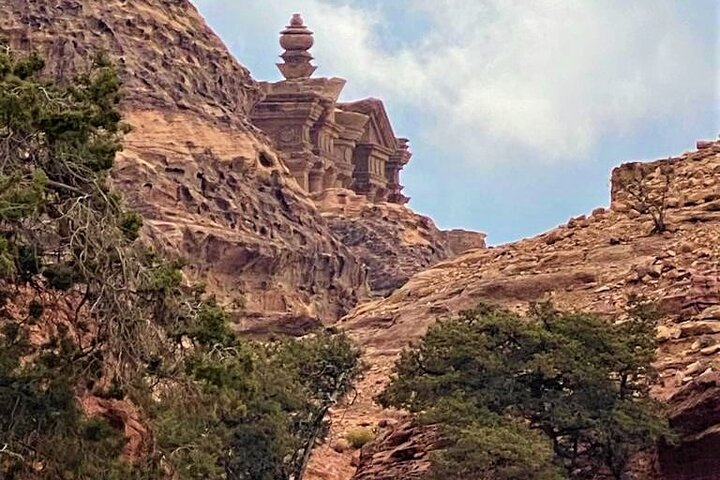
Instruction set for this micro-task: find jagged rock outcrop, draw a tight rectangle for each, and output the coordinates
[80,394,149,460]
[1,5,492,474]
[14,3,702,479]
[314,141,720,480]
[659,373,720,480]
[315,189,486,297]
[1,0,369,324]
[441,228,489,257]
[1,0,262,124]
[352,423,443,480]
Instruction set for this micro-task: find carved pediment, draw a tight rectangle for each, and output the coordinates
[338,98,398,151]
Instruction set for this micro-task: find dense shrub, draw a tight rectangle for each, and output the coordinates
[380,301,671,480]
[147,326,361,480]
[0,44,140,479]
[345,428,376,449]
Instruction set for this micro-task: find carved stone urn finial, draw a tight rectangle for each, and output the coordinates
[290,13,304,27]
[277,13,317,80]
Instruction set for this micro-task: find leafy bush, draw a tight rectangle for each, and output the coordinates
[149,328,362,480]
[0,324,145,479]
[120,212,143,241]
[429,419,563,480]
[0,45,142,478]
[345,428,376,449]
[380,301,671,480]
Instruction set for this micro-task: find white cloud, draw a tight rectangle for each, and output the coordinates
[195,0,716,165]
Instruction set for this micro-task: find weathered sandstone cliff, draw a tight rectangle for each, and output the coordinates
[1,0,370,325]
[6,2,709,479]
[312,141,720,480]
[1,0,481,331]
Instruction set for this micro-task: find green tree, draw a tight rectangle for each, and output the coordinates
[0,46,363,480]
[0,44,147,479]
[151,326,362,480]
[380,302,670,479]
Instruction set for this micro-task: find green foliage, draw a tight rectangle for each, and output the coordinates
[184,300,235,347]
[151,328,362,480]
[429,421,563,480]
[381,303,671,480]
[120,212,143,241]
[0,45,133,477]
[272,330,362,402]
[0,46,364,480]
[0,237,15,277]
[0,324,142,479]
[41,262,76,291]
[142,260,184,294]
[0,169,46,222]
[0,43,126,286]
[0,46,163,478]
[345,428,376,449]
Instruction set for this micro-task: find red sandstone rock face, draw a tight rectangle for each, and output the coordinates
[316,189,487,297]
[441,228,488,256]
[0,0,369,325]
[0,0,262,123]
[7,2,716,479]
[307,141,720,480]
[80,394,149,460]
[659,373,720,480]
[1,1,486,468]
[351,423,443,480]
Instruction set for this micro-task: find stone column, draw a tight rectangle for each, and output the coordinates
[308,167,325,193]
[387,138,412,204]
[322,168,338,189]
[335,110,369,189]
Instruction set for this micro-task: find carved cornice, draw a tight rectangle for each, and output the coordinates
[338,98,399,151]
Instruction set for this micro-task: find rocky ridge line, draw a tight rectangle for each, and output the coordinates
[311,141,720,480]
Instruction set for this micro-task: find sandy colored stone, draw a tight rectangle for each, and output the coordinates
[701,344,720,356]
[334,141,720,480]
[315,189,486,296]
[0,0,375,326]
[2,2,719,479]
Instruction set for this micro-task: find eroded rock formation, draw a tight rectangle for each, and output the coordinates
[1,2,480,329]
[8,2,711,479]
[1,0,262,124]
[352,423,443,480]
[1,5,490,474]
[315,189,486,297]
[0,0,370,325]
[310,141,720,480]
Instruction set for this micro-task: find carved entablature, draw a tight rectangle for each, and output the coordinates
[250,14,412,204]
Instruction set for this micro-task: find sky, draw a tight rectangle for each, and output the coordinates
[193,0,719,244]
